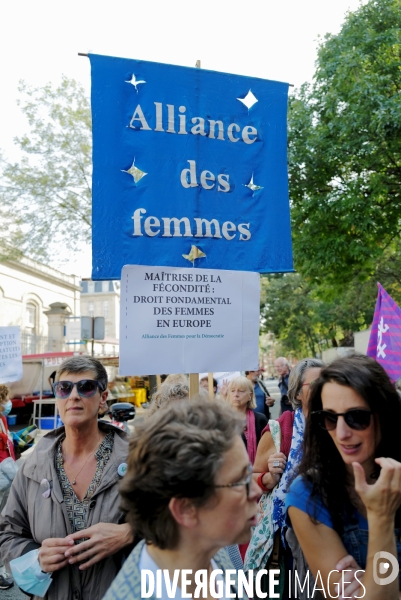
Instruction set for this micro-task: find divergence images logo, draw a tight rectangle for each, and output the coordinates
[373,552,399,586]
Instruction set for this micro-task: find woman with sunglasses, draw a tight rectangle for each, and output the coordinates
[286,355,401,599]
[103,398,260,600]
[0,356,133,600]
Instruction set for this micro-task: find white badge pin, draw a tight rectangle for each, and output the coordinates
[117,463,127,477]
[40,478,51,498]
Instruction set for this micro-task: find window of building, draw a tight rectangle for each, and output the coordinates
[26,303,36,329]
[103,301,109,318]
[81,281,88,294]
[88,302,94,317]
[88,281,95,293]
[95,281,102,293]
[25,303,37,354]
[109,281,114,292]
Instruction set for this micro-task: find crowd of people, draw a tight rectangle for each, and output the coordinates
[0,353,400,599]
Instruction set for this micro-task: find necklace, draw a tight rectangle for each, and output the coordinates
[62,434,102,485]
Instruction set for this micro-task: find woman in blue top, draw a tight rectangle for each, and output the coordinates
[286,355,401,599]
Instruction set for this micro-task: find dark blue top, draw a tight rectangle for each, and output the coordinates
[254,383,267,415]
[279,372,293,413]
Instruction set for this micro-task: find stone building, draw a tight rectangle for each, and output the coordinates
[80,279,120,356]
[0,257,81,354]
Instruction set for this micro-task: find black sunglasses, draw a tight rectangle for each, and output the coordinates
[53,379,104,399]
[312,409,373,431]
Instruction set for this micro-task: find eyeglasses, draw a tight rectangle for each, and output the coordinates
[215,464,253,497]
[53,380,104,399]
[312,409,373,431]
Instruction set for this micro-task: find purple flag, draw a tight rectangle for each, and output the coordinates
[367,283,401,381]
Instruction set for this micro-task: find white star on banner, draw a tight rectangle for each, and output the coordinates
[237,90,258,109]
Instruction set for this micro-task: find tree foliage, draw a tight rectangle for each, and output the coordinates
[260,273,378,357]
[0,77,91,263]
[1,2,400,358]
[289,0,401,286]
[264,0,401,356]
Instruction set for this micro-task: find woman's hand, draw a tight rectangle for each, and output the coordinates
[256,452,287,490]
[335,554,364,599]
[64,523,134,570]
[266,451,287,485]
[38,537,74,573]
[219,379,229,398]
[253,431,286,490]
[353,458,401,520]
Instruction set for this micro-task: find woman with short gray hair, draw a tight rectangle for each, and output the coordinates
[147,380,189,416]
[0,356,133,600]
[103,400,260,600]
[287,358,326,410]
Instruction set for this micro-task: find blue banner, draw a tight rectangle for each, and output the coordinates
[89,54,293,279]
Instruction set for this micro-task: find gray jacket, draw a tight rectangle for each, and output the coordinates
[0,422,129,600]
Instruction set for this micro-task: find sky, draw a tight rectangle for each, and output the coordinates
[1,0,365,277]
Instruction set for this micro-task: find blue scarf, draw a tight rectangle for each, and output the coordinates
[272,408,305,541]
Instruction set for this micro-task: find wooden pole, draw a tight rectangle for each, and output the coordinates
[187,59,203,401]
[208,372,214,400]
[189,374,199,399]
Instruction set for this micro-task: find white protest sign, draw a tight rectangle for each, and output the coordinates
[199,371,242,388]
[65,320,81,341]
[120,265,260,375]
[0,326,23,384]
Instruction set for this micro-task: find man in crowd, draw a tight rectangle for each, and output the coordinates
[274,357,293,414]
[245,369,275,419]
[200,376,218,397]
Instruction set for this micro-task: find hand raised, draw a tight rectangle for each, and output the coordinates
[353,458,401,519]
[267,451,287,484]
[219,379,229,398]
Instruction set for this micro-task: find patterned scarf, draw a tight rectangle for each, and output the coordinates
[272,407,305,541]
